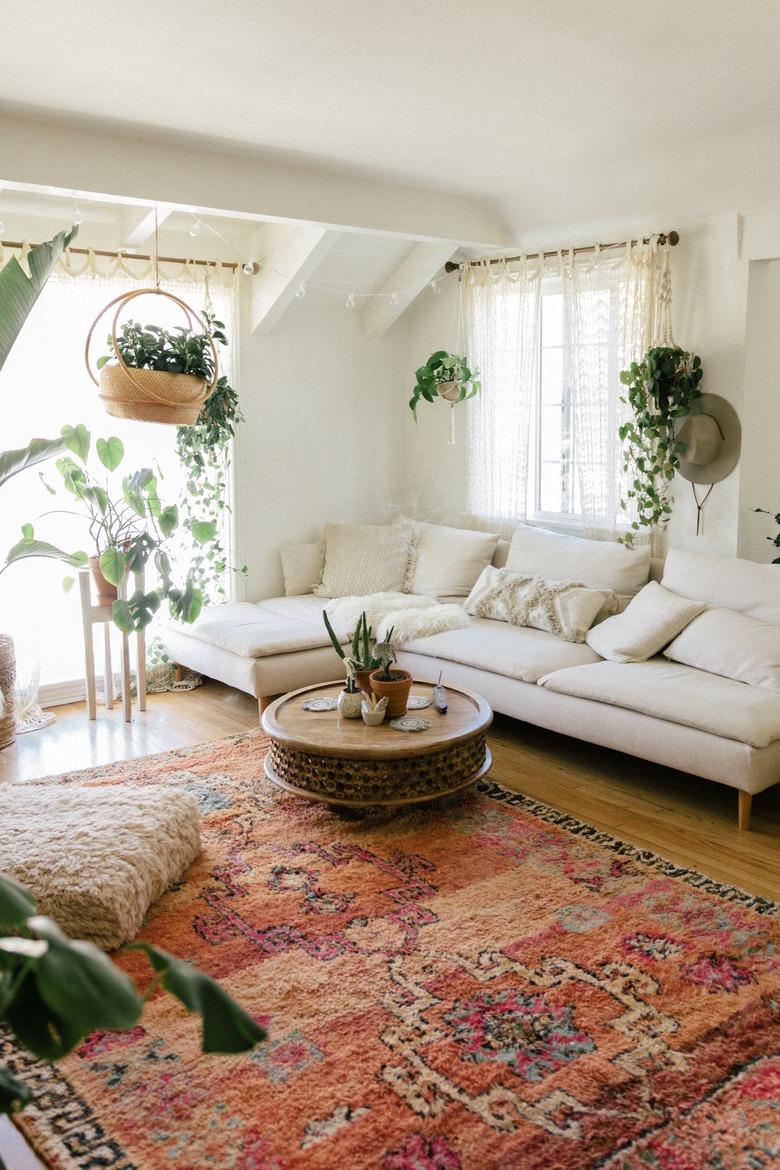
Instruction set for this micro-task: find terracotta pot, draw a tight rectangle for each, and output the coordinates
[89,555,118,607]
[355,669,374,696]
[369,668,413,718]
[337,689,363,719]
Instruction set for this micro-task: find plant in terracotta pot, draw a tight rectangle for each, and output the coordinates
[409,350,481,418]
[369,628,413,717]
[322,609,380,701]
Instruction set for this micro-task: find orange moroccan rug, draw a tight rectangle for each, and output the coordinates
[4,730,779,1170]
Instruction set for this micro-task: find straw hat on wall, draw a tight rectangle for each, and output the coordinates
[676,393,741,485]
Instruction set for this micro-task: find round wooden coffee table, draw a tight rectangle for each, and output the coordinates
[262,681,492,807]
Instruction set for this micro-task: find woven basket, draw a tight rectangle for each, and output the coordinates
[99,365,207,425]
[85,287,218,427]
[0,634,17,750]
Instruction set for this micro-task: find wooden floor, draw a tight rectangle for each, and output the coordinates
[2,680,778,900]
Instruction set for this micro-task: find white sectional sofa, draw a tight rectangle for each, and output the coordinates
[162,527,780,830]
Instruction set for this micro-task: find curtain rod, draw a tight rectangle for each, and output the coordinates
[0,239,250,274]
[444,230,680,274]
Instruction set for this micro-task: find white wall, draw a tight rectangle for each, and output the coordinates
[398,212,780,564]
[234,294,409,599]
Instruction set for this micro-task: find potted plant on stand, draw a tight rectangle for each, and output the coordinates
[370,630,413,717]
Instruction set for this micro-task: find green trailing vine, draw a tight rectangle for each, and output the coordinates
[618,346,703,547]
[175,371,246,603]
[752,507,780,563]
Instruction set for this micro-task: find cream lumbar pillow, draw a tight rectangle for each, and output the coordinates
[586,580,705,663]
[465,565,616,644]
[664,607,780,692]
[399,516,499,597]
[507,524,650,595]
[280,540,324,596]
[315,523,415,598]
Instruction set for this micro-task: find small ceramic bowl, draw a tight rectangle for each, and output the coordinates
[361,704,386,726]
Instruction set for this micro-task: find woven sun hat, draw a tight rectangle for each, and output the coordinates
[676,393,741,485]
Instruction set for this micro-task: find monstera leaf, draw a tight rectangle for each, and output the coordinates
[0,227,78,371]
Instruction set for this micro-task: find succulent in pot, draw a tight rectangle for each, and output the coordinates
[369,628,413,717]
[337,660,363,719]
[322,609,381,698]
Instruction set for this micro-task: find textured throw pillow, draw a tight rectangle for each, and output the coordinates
[465,565,617,643]
[315,523,415,598]
[507,524,650,595]
[280,540,323,596]
[664,607,780,692]
[586,580,705,663]
[400,517,499,597]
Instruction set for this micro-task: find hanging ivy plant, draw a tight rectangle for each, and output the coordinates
[409,351,481,418]
[752,507,780,563]
[618,346,703,547]
[176,371,246,604]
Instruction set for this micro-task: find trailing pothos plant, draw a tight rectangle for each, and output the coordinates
[409,351,481,418]
[0,872,265,1116]
[7,425,216,632]
[98,312,226,381]
[752,507,780,563]
[618,346,703,547]
[175,371,247,603]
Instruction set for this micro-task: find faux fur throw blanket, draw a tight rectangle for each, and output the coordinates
[325,592,469,644]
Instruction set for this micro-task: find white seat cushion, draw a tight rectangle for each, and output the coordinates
[403,618,602,684]
[539,658,780,748]
[172,600,347,658]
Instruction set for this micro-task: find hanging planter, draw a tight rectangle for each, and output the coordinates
[85,287,220,425]
[409,351,481,444]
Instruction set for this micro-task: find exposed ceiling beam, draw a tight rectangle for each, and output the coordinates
[361,242,456,338]
[122,204,175,248]
[249,223,339,334]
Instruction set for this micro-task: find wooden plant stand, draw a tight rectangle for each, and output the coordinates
[78,568,147,723]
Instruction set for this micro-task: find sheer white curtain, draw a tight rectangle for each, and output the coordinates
[464,258,543,529]
[563,239,670,538]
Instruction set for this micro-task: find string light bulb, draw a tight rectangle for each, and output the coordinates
[188,219,203,238]
[242,260,258,276]
[72,206,84,226]
[390,293,399,307]
[295,281,307,298]
[430,279,440,294]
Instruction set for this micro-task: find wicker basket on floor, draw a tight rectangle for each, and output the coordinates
[0,634,17,749]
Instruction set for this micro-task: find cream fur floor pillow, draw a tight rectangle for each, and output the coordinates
[0,785,201,950]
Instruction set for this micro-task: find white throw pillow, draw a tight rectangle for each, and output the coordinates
[465,565,617,644]
[586,580,705,663]
[664,607,780,692]
[401,517,499,597]
[662,547,780,625]
[314,523,415,598]
[507,524,650,595]
[280,540,323,596]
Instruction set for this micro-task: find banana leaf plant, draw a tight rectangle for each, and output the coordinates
[0,873,265,1116]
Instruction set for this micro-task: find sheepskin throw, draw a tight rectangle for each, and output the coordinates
[0,785,201,950]
[465,565,617,643]
[326,591,470,643]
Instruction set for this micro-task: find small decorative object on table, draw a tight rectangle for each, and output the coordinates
[301,696,338,712]
[337,662,363,719]
[369,628,413,717]
[361,692,388,726]
[433,670,449,714]
[406,694,432,710]
[389,714,432,733]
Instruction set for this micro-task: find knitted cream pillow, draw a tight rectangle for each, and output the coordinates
[315,523,415,598]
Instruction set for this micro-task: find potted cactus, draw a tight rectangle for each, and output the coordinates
[322,609,380,718]
[369,629,413,717]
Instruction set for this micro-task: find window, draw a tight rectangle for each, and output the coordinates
[0,269,236,690]
[531,287,580,520]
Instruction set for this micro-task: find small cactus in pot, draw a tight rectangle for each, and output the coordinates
[369,627,413,717]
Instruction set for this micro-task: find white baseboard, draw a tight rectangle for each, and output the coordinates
[38,679,86,708]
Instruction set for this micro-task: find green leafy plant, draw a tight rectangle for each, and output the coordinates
[752,507,780,563]
[98,312,226,381]
[0,872,265,1116]
[618,346,703,547]
[7,425,213,632]
[322,610,381,692]
[175,372,246,603]
[409,350,481,418]
[374,627,398,680]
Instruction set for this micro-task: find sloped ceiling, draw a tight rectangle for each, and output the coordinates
[2,1,780,245]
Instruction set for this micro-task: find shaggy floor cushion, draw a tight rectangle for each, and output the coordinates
[0,784,200,949]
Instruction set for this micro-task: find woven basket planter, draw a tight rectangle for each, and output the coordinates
[85,287,218,427]
[0,634,16,750]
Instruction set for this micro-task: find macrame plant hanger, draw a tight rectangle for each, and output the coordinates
[443,274,468,445]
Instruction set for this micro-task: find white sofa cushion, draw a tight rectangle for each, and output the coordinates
[174,600,346,658]
[662,547,780,625]
[280,540,323,596]
[465,565,615,643]
[665,607,780,692]
[403,618,602,684]
[314,523,415,598]
[506,524,650,595]
[586,581,705,662]
[402,517,498,597]
[538,658,780,748]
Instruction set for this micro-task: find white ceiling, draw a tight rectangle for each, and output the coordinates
[3,1,780,242]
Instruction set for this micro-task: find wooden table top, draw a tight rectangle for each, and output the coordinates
[262,680,492,760]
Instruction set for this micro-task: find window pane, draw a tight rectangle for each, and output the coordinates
[540,404,563,462]
[540,346,563,404]
[542,293,564,347]
[540,462,563,513]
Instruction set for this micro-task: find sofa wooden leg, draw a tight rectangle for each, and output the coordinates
[738,791,752,831]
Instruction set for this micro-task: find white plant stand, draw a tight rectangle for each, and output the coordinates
[78,568,147,722]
